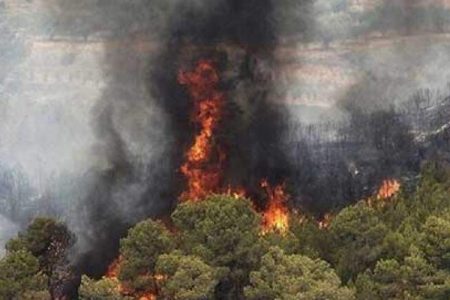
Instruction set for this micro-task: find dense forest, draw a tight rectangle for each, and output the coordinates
[1,162,450,299]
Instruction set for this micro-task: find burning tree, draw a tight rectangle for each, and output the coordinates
[98,195,265,299]
[113,220,174,298]
[366,179,401,207]
[377,179,401,200]
[178,60,227,202]
[6,164,450,299]
[178,60,292,236]
[260,180,290,235]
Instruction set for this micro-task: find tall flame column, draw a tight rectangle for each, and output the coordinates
[178,60,226,202]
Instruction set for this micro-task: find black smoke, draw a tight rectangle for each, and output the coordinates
[150,0,298,205]
[74,0,303,278]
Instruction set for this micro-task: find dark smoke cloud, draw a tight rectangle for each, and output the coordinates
[150,0,295,200]
[67,0,308,276]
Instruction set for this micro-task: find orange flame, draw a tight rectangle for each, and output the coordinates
[139,295,156,300]
[105,256,159,299]
[139,295,157,300]
[367,179,401,207]
[178,60,226,202]
[105,256,133,295]
[377,179,401,199]
[137,277,165,300]
[261,180,290,235]
[318,213,333,229]
[225,185,247,199]
[106,255,123,279]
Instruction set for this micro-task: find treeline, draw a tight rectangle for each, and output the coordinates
[1,163,450,299]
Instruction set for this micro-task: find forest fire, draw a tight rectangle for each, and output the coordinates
[377,179,401,199]
[105,257,158,299]
[178,60,226,202]
[139,294,157,300]
[367,179,401,207]
[318,213,333,229]
[105,256,132,295]
[105,256,122,279]
[225,185,247,199]
[260,180,290,235]
[178,59,291,234]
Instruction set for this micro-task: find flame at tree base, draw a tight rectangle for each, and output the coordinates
[139,295,157,300]
[260,180,290,235]
[106,61,293,297]
[377,179,401,199]
[105,256,159,299]
[177,60,291,234]
[178,60,226,202]
[318,213,333,230]
[366,179,401,207]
